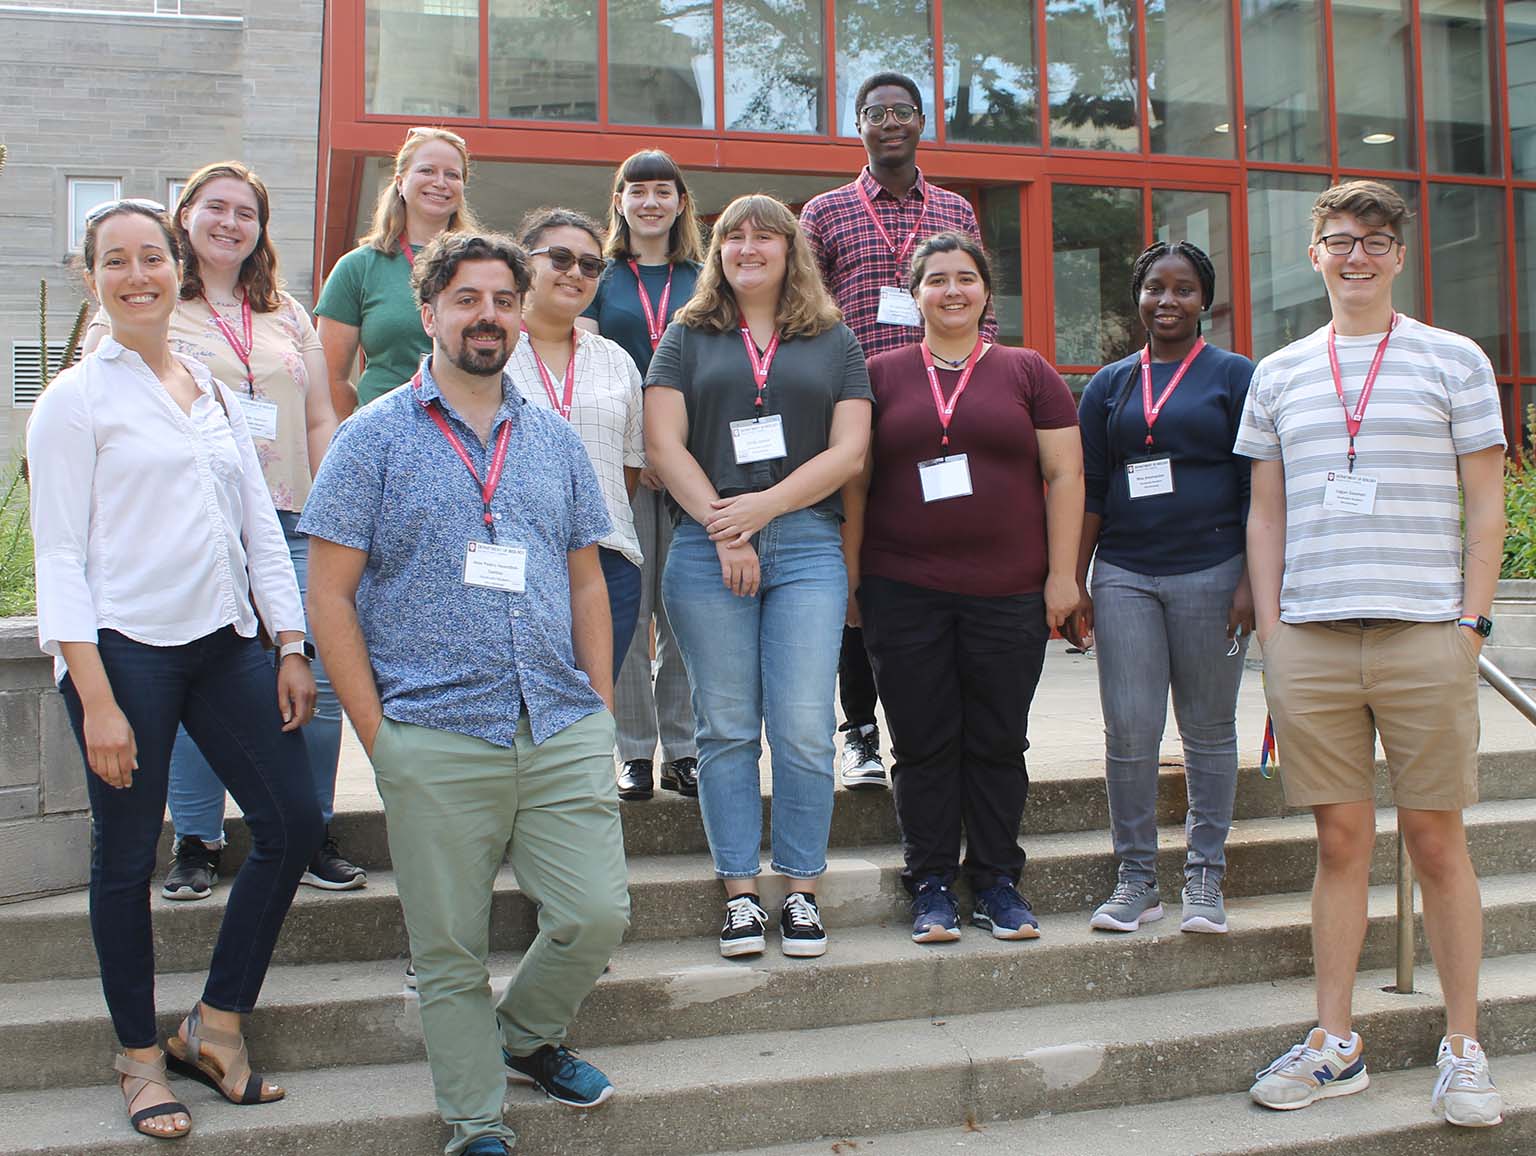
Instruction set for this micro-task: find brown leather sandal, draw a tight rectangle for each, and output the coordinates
[163,1006,284,1105]
[115,1052,191,1139]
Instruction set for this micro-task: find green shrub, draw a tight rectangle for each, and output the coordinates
[1506,430,1536,580]
[0,459,33,617]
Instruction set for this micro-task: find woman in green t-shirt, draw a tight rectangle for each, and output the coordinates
[315,126,481,417]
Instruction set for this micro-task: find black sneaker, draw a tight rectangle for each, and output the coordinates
[300,829,367,891]
[719,894,768,957]
[660,756,698,797]
[779,891,828,957]
[161,837,220,901]
[404,961,417,989]
[503,1043,614,1108]
[616,759,654,801]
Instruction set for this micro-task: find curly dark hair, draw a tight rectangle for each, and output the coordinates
[1130,241,1216,311]
[410,232,531,308]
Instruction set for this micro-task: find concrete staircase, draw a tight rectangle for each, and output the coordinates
[1,748,1533,1153]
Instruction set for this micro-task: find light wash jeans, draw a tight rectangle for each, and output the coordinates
[1090,553,1247,884]
[663,508,846,879]
[168,510,343,844]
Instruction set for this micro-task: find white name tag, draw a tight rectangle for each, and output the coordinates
[918,454,973,502]
[876,285,922,328]
[463,540,527,592]
[236,395,280,441]
[1126,455,1174,499]
[730,414,788,464]
[1322,470,1378,514]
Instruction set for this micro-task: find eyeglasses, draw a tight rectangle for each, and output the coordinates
[85,197,166,224]
[528,245,605,280]
[1316,232,1400,257]
[860,103,919,126]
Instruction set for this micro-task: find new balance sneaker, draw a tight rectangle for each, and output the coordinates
[971,879,1040,940]
[780,891,828,957]
[616,758,654,801]
[1089,879,1163,932]
[1431,1035,1503,1127]
[659,756,698,797]
[1250,1028,1369,1110]
[1181,868,1228,934]
[300,829,367,890]
[910,877,961,944]
[839,723,887,790]
[504,1044,614,1108]
[161,837,221,901]
[719,894,768,957]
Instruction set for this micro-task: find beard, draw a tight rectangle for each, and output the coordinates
[450,324,511,377]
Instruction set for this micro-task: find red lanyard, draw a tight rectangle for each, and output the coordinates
[400,241,416,266]
[523,326,578,419]
[1137,337,1206,449]
[628,260,673,350]
[1326,314,1396,473]
[855,180,928,268]
[411,371,512,538]
[202,293,254,395]
[921,337,984,450]
[740,326,781,414]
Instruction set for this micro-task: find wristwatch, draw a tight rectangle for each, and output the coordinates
[279,639,317,661]
[1457,615,1493,638]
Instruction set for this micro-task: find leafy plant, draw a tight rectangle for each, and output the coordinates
[1503,407,1536,580]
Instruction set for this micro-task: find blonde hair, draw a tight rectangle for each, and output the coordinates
[604,150,704,264]
[674,194,841,338]
[361,127,482,254]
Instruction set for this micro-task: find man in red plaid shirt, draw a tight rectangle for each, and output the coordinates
[800,70,996,794]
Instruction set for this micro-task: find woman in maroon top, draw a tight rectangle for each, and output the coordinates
[846,231,1084,945]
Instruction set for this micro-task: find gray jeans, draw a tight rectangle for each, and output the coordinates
[1091,554,1247,884]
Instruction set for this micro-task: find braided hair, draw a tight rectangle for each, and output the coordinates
[1130,240,1216,311]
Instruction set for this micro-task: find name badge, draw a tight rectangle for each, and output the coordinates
[463,540,527,592]
[918,454,973,502]
[730,414,788,464]
[1125,454,1174,499]
[1322,470,1378,515]
[236,395,280,441]
[876,286,922,328]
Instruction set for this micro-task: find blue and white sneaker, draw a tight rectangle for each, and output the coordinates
[504,1044,614,1108]
[1251,1028,1369,1110]
[911,877,961,944]
[970,879,1040,940]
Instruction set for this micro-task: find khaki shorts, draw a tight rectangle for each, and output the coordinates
[1262,619,1479,811]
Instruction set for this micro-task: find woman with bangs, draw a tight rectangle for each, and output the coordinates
[317,126,481,417]
[645,194,872,960]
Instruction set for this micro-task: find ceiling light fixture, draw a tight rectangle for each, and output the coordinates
[1362,132,1396,145]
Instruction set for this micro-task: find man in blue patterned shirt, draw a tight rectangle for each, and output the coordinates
[303,233,629,1156]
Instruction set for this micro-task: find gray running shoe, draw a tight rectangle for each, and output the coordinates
[1432,1035,1503,1127]
[1089,879,1163,932]
[1251,1028,1368,1110]
[1181,868,1228,933]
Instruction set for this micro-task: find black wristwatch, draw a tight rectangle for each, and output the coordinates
[1457,615,1493,638]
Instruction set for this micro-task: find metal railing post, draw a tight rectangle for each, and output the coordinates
[1395,828,1414,993]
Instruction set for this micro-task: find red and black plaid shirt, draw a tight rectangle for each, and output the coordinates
[800,167,997,360]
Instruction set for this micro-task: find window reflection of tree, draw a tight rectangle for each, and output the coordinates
[492,0,599,122]
[942,3,1040,144]
[609,0,711,126]
[724,0,824,133]
[1053,185,1142,365]
[1046,0,1138,150]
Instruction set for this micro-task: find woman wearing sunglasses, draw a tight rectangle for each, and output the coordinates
[508,208,646,677]
[316,127,481,417]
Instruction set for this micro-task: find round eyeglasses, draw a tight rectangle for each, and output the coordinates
[860,103,919,127]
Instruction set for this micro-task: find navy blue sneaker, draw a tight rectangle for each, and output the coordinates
[463,1138,512,1156]
[911,877,961,944]
[971,879,1040,940]
[504,1044,614,1108]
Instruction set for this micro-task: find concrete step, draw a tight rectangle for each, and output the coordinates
[6,875,1535,1092]
[740,1051,1536,1155]
[8,797,1536,982]
[0,956,1532,1156]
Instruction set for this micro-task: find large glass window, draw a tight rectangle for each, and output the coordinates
[1342,176,1423,320]
[608,0,716,127]
[490,0,598,122]
[1045,0,1138,150]
[724,0,824,132]
[1053,184,1143,364]
[1241,0,1327,164]
[1421,0,1498,174]
[1146,0,1234,158]
[1248,171,1330,359]
[1517,191,1536,373]
[1152,190,1233,351]
[981,186,1024,345]
[365,0,479,117]
[1508,0,1536,177]
[1332,0,1415,171]
[1430,183,1508,371]
[942,1,1039,145]
[835,0,936,139]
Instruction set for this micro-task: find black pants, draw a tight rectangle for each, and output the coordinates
[838,625,879,729]
[858,576,1049,893]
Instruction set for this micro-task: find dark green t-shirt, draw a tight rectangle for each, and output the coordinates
[315,243,428,406]
[582,260,701,377]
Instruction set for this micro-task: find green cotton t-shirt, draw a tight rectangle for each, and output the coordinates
[315,243,429,406]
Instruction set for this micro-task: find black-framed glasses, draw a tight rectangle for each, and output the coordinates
[85,197,166,224]
[1316,232,1400,257]
[860,103,919,126]
[529,245,605,280]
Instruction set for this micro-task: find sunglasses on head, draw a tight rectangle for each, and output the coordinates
[85,197,167,224]
[529,245,605,280]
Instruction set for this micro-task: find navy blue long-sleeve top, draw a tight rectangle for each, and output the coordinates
[1079,343,1255,576]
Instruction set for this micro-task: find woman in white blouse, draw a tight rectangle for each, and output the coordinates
[27,200,323,1140]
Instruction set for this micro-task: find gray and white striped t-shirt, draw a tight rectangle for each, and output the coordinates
[1234,315,1505,623]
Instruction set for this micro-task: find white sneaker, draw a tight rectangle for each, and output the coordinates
[1432,1035,1503,1127]
[839,724,886,790]
[1250,1028,1369,1110]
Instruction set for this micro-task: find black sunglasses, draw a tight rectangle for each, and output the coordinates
[529,245,605,280]
[85,197,167,224]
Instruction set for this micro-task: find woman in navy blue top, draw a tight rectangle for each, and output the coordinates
[1066,241,1255,939]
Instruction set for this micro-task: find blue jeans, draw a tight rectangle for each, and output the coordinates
[60,627,322,1048]
[169,510,342,843]
[599,546,643,682]
[1090,554,1248,884]
[663,509,845,879]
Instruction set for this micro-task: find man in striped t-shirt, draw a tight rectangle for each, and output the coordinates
[1237,181,1507,1127]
